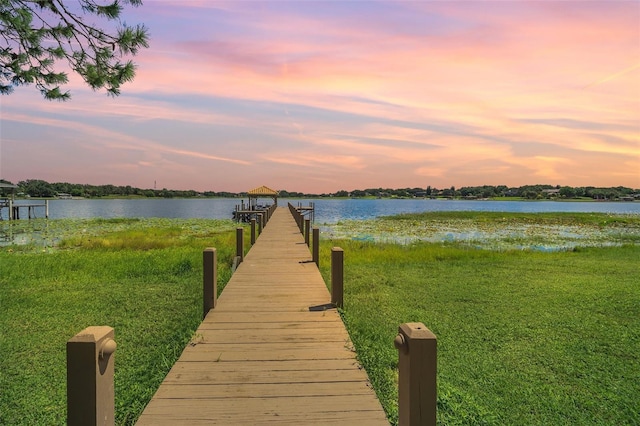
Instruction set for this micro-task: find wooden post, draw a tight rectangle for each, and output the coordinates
[312,227,319,266]
[8,199,13,220]
[331,247,344,308]
[305,219,311,246]
[203,248,217,318]
[257,214,263,234]
[236,227,244,263]
[67,326,116,426]
[394,323,437,426]
[45,199,49,219]
[251,219,256,244]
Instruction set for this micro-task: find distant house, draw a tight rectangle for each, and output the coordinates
[542,189,560,197]
[57,193,73,199]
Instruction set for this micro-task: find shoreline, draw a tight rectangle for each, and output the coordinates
[9,195,640,202]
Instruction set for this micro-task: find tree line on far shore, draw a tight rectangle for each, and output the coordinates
[1,179,638,201]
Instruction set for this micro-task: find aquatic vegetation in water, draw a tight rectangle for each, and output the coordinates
[0,218,238,252]
[321,213,640,251]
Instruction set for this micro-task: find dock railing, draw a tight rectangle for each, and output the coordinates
[233,202,276,223]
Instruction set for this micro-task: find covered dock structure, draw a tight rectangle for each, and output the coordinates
[1,183,50,220]
[247,185,279,208]
[233,185,279,222]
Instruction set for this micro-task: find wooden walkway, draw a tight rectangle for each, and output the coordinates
[136,207,389,425]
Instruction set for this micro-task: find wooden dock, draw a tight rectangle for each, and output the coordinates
[0,198,49,220]
[136,206,389,425]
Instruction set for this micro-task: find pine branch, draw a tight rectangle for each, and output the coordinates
[0,0,148,99]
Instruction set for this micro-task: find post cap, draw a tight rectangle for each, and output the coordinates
[398,322,436,340]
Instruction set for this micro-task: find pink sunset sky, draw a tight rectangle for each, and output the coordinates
[1,1,639,193]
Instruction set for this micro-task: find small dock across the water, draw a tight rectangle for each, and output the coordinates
[0,198,49,220]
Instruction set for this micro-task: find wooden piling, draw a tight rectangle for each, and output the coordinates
[236,227,244,263]
[394,322,437,426]
[67,326,116,426]
[203,248,217,318]
[331,247,344,308]
[312,227,319,266]
[251,219,256,244]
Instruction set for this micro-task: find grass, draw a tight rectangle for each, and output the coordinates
[0,218,248,425]
[318,239,640,425]
[1,213,638,425]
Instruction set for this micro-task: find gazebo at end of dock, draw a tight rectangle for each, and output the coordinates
[247,185,279,208]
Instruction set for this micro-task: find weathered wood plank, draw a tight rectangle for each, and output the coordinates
[200,312,341,323]
[169,358,365,373]
[137,411,387,426]
[179,348,356,362]
[160,370,372,386]
[199,322,342,331]
[178,341,356,359]
[140,397,386,415]
[193,328,351,344]
[151,381,376,399]
[180,345,355,362]
[138,395,388,420]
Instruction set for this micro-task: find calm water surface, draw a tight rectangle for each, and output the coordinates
[4,198,639,222]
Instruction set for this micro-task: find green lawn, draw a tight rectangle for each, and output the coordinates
[1,214,638,425]
[0,218,244,425]
[319,240,639,425]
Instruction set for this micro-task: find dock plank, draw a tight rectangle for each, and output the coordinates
[136,207,388,425]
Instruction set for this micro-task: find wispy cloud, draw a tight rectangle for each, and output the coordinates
[2,1,638,192]
[584,62,640,89]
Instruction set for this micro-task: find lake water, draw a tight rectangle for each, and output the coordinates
[3,198,640,222]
